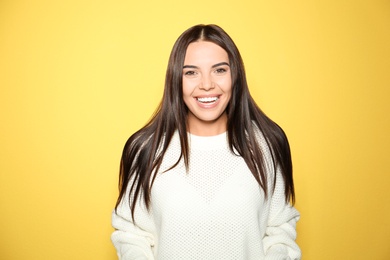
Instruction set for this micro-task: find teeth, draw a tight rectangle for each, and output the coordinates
[197,96,218,103]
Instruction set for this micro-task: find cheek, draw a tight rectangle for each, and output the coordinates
[182,84,192,104]
[182,84,190,98]
[218,77,232,93]
[182,79,197,96]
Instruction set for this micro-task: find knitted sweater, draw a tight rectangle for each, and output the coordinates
[111,131,301,259]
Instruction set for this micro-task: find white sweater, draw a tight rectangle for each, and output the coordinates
[112,131,301,259]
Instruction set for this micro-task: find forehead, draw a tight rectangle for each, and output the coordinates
[184,41,229,64]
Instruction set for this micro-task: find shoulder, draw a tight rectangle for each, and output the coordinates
[250,121,278,175]
[122,127,156,163]
[251,122,272,152]
[155,130,183,172]
[251,119,289,155]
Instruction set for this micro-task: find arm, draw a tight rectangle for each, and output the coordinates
[111,194,155,260]
[263,169,301,260]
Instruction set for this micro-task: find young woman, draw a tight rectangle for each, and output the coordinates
[112,24,301,259]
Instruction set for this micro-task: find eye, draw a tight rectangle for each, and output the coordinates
[183,70,197,77]
[215,67,227,74]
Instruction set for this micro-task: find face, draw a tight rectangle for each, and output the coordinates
[182,41,232,136]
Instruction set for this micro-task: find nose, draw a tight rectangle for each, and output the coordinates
[199,74,215,90]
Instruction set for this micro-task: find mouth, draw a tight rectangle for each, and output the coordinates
[196,96,220,103]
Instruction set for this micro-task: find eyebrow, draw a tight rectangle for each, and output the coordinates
[183,62,230,69]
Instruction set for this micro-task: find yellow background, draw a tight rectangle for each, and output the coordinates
[1,0,389,259]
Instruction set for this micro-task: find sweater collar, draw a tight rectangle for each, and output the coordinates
[188,132,228,151]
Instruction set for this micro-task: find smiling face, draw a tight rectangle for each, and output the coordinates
[182,41,232,136]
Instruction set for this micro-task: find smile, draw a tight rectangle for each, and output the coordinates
[196,96,219,103]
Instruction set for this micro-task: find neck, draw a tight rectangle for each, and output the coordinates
[187,114,227,136]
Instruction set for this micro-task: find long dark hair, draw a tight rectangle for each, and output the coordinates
[116,24,295,218]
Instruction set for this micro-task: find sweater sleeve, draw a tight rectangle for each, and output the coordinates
[111,192,155,260]
[263,169,301,260]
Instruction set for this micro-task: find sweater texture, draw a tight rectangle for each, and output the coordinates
[112,131,301,259]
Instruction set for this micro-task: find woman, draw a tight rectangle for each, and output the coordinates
[112,24,301,259]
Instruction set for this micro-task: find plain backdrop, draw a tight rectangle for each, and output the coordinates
[1,0,389,259]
